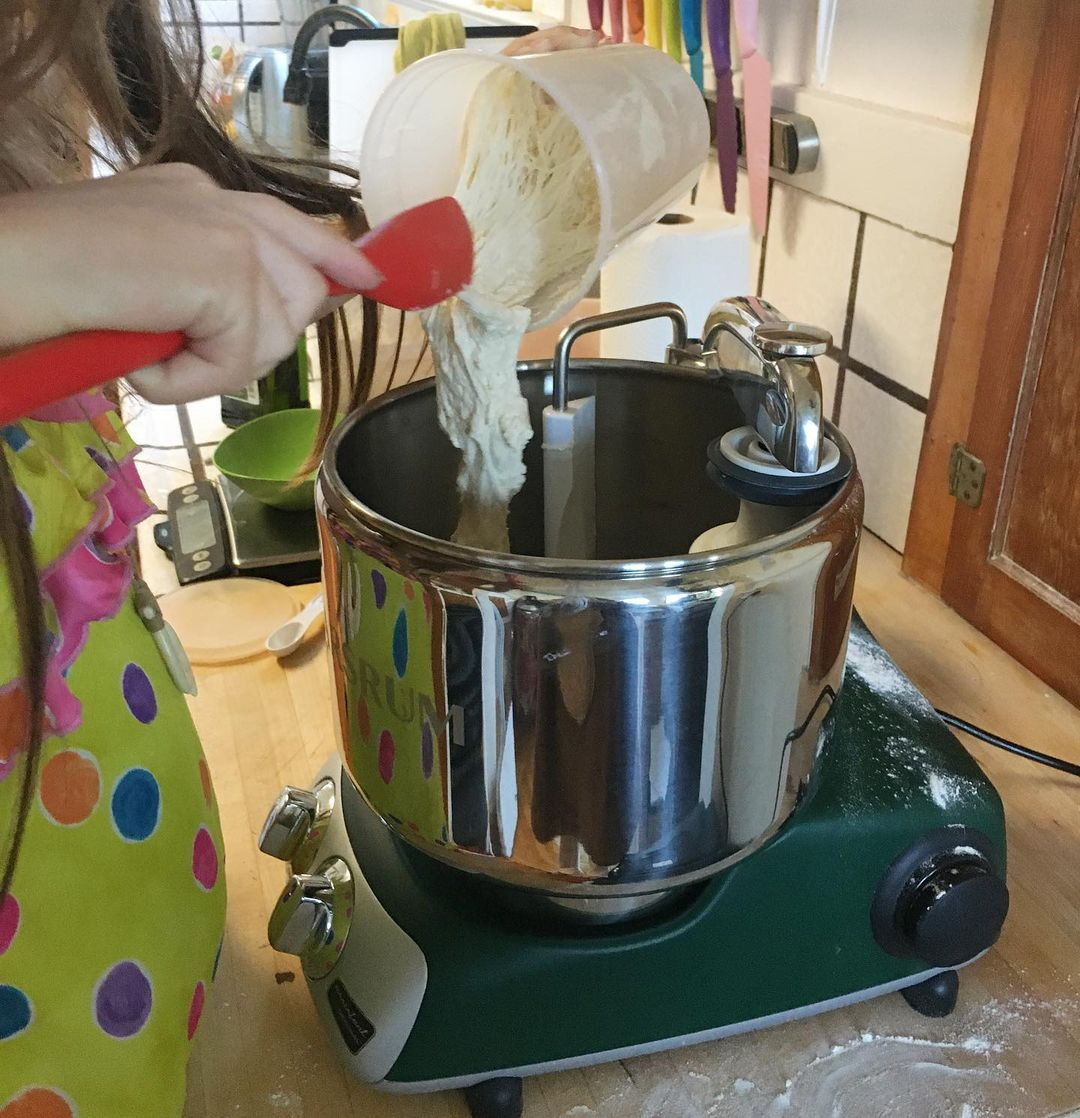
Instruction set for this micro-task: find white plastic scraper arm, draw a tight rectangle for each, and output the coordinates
[542,396,597,560]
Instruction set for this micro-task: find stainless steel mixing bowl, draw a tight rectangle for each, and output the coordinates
[318,356,863,921]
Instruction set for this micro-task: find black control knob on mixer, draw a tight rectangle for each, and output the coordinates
[897,859,1010,967]
[871,827,1009,968]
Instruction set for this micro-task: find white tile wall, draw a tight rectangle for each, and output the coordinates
[243,22,288,44]
[760,183,859,346]
[839,374,925,550]
[818,355,839,423]
[244,0,283,18]
[198,0,240,21]
[849,218,953,399]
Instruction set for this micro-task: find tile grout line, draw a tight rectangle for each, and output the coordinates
[755,178,773,298]
[832,211,866,425]
[841,354,929,414]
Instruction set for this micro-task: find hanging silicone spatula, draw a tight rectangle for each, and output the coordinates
[588,0,604,33]
[0,196,472,425]
[734,0,771,236]
[680,0,704,90]
[707,0,738,213]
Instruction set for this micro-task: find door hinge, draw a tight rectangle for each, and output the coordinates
[948,443,986,508]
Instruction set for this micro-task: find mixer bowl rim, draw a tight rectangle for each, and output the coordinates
[319,357,861,578]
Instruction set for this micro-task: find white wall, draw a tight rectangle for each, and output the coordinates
[759,0,991,126]
[682,1,993,551]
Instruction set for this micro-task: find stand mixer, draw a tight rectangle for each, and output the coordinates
[258,300,1009,1118]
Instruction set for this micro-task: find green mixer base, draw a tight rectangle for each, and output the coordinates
[297,616,1008,1116]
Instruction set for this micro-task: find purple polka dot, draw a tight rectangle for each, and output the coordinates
[94,961,152,1038]
[378,730,396,783]
[421,722,434,780]
[122,663,157,724]
[15,487,32,529]
[371,569,387,609]
[192,826,219,891]
[85,445,111,470]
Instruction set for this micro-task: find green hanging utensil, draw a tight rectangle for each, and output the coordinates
[662,0,682,60]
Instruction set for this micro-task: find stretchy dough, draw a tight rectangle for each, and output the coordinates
[423,67,601,552]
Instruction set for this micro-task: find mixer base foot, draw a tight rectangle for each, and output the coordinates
[463,1076,524,1118]
[902,970,959,1017]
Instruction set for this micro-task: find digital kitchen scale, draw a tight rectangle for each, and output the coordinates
[155,475,320,586]
[260,617,1010,1118]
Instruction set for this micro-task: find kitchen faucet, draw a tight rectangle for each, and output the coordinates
[283,4,381,106]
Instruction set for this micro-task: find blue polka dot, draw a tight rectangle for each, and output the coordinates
[111,768,160,842]
[1,424,29,452]
[0,984,31,1040]
[121,663,157,724]
[392,609,409,678]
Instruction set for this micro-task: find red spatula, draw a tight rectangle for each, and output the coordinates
[0,196,472,425]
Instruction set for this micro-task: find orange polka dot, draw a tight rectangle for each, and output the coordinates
[39,750,100,826]
[0,685,29,764]
[198,758,214,807]
[89,413,118,444]
[0,1086,76,1118]
[403,581,415,600]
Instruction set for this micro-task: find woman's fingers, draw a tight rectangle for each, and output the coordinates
[502,27,605,56]
[228,193,383,295]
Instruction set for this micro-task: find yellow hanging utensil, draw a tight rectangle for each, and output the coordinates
[644,0,662,46]
[394,13,466,73]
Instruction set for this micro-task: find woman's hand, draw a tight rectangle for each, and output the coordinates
[501,26,606,56]
[0,164,379,404]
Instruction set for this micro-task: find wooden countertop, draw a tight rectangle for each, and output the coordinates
[181,535,1080,1118]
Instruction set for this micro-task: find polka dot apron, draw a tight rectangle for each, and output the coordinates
[0,396,225,1117]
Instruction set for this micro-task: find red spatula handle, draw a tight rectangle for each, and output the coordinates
[0,330,186,424]
[0,197,472,425]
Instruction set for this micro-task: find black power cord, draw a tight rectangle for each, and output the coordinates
[936,709,1080,779]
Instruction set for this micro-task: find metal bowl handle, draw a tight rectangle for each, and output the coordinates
[552,302,689,410]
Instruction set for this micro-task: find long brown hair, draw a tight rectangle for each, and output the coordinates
[0,0,378,896]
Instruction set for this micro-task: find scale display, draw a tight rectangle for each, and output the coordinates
[174,500,216,553]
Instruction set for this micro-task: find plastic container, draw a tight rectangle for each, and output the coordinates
[359,44,710,327]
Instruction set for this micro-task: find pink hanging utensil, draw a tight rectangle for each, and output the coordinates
[734,0,771,235]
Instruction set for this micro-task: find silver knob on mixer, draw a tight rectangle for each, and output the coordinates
[258,779,336,868]
[269,872,335,955]
[267,857,354,979]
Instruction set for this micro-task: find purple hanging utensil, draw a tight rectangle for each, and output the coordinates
[707,0,737,213]
[588,0,605,33]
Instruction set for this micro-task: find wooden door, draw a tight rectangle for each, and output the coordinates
[903,0,1080,707]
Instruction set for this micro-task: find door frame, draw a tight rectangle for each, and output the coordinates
[902,0,1080,706]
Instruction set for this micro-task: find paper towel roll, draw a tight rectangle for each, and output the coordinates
[599,210,751,361]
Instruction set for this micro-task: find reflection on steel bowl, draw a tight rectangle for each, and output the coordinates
[318,359,863,922]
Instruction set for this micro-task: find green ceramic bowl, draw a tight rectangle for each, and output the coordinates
[213,408,322,511]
